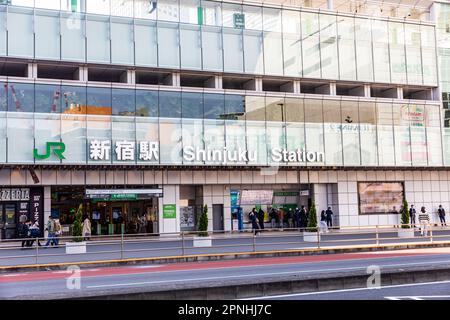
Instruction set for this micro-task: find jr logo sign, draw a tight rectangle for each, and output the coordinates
[33,142,66,160]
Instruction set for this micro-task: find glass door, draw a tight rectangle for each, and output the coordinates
[4,203,17,239]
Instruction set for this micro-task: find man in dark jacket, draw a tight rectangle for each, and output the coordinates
[249,208,260,235]
[293,208,300,228]
[18,221,29,248]
[257,208,265,230]
[409,205,416,227]
[300,206,308,230]
[269,207,278,229]
[438,205,446,227]
[326,207,334,228]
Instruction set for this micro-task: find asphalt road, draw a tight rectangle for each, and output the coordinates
[1,228,450,267]
[2,247,450,299]
[254,281,450,300]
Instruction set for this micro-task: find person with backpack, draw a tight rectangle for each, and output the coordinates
[326,206,334,228]
[53,218,62,247]
[28,221,42,247]
[249,208,260,235]
[418,206,430,237]
[45,215,57,247]
[438,205,447,227]
[409,205,416,227]
[18,220,30,248]
[82,215,92,240]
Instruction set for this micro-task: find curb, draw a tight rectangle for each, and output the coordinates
[1,240,450,273]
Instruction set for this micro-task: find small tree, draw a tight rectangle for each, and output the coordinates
[307,201,318,232]
[198,204,209,237]
[72,204,84,242]
[401,198,410,229]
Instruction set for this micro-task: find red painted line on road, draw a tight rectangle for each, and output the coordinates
[0,251,432,284]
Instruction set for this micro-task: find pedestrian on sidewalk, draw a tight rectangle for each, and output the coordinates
[320,210,328,233]
[300,206,308,231]
[438,205,447,227]
[45,215,57,247]
[249,208,260,235]
[269,207,277,229]
[28,221,42,247]
[287,208,294,229]
[257,208,265,231]
[326,206,334,228]
[82,215,92,241]
[418,206,430,237]
[409,205,416,227]
[294,207,300,229]
[18,220,30,248]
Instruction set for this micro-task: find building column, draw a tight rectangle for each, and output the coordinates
[27,63,38,79]
[397,86,404,100]
[159,185,180,234]
[44,186,51,238]
[327,0,334,10]
[364,84,371,97]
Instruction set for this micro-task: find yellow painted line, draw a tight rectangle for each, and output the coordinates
[1,241,449,271]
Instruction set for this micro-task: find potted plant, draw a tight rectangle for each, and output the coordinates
[66,204,87,254]
[193,205,212,247]
[398,198,414,238]
[303,201,320,242]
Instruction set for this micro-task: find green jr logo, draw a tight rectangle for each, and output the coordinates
[33,142,66,160]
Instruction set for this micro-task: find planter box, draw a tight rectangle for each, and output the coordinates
[193,236,212,247]
[303,231,320,243]
[65,241,87,254]
[397,228,415,238]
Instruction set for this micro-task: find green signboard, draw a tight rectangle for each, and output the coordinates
[233,13,245,29]
[33,142,66,160]
[273,191,300,197]
[111,194,137,200]
[163,204,176,219]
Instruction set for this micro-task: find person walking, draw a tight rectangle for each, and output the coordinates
[18,220,30,248]
[294,207,300,229]
[269,207,277,229]
[438,205,447,227]
[82,215,92,241]
[320,210,328,233]
[53,218,62,247]
[257,208,265,231]
[409,205,416,227]
[418,206,430,237]
[300,206,308,231]
[28,221,42,247]
[326,206,334,228]
[249,208,260,235]
[45,215,57,247]
[287,208,294,229]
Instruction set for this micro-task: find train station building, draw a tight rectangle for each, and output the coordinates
[0,0,450,238]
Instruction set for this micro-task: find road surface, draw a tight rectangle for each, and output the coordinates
[2,247,450,299]
[1,228,450,267]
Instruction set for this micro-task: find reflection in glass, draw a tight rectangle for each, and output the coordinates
[359,102,378,165]
[34,113,61,164]
[341,101,360,165]
[301,12,321,78]
[319,14,339,80]
[159,91,181,118]
[112,88,136,116]
[87,87,112,115]
[7,83,34,112]
[61,86,86,115]
[136,89,158,117]
[323,100,343,165]
[377,102,395,166]
[35,84,61,113]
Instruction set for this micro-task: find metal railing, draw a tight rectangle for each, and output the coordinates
[0,223,449,267]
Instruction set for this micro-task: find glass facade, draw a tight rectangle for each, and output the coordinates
[0,2,438,85]
[0,81,442,167]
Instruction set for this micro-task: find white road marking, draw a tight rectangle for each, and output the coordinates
[86,260,450,289]
[386,295,450,300]
[245,280,450,300]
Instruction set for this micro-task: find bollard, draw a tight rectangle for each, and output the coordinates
[35,237,39,264]
[430,225,433,243]
[376,225,379,246]
[181,232,185,256]
[120,232,124,260]
[317,228,321,249]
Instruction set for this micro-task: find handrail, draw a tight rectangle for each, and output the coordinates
[0,223,448,267]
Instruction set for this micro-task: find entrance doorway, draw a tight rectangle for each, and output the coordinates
[213,204,224,231]
[0,203,17,239]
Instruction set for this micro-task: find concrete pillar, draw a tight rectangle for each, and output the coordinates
[364,84,371,97]
[44,186,51,238]
[205,75,222,89]
[75,66,88,82]
[327,0,334,10]
[120,70,136,84]
[255,77,263,91]
[397,86,404,100]
[159,185,180,234]
[27,63,38,79]
[293,80,301,94]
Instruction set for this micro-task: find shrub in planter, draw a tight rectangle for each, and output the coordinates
[401,198,410,229]
[198,205,209,237]
[72,204,84,242]
[307,201,318,233]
